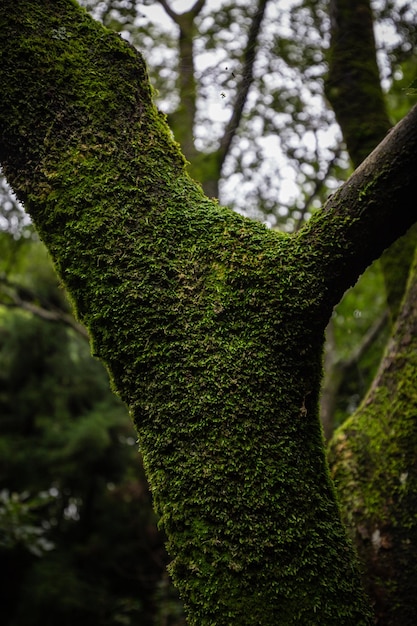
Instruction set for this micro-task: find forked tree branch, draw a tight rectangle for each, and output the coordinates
[157,0,206,21]
[1,3,417,621]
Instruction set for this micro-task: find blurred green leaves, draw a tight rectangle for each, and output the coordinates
[0,232,184,626]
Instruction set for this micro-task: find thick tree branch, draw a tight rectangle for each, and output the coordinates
[297,103,417,310]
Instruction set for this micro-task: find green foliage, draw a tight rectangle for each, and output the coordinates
[330,261,390,427]
[0,234,183,626]
[0,490,55,556]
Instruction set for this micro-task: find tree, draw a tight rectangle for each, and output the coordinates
[329,250,417,626]
[1,0,417,623]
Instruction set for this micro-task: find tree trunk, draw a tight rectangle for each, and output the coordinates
[1,1,417,622]
[325,0,391,166]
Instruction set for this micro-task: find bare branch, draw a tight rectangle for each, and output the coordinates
[218,0,269,170]
[189,0,206,18]
[343,309,389,370]
[320,309,388,439]
[156,0,178,23]
[157,0,206,23]
[294,145,343,232]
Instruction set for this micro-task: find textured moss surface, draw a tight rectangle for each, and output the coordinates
[2,1,417,623]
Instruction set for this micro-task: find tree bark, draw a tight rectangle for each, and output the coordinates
[325,0,391,166]
[1,1,417,622]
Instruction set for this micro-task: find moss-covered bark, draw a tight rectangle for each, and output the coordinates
[1,1,417,623]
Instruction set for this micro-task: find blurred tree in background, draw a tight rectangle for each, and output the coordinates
[0,234,184,624]
[0,0,416,623]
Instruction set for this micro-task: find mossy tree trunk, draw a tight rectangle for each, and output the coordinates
[1,1,417,623]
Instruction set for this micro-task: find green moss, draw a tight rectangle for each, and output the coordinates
[0,1,377,623]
